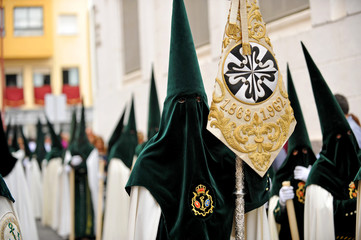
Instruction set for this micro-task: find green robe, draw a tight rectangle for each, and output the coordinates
[74,161,94,238]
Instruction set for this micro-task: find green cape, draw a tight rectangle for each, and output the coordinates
[126,1,269,239]
[302,42,361,200]
[108,96,138,168]
[0,112,17,177]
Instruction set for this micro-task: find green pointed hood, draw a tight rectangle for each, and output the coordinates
[302,43,350,140]
[71,103,94,161]
[68,108,77,146]
[108,96,138,168]
[147,67,161,139]
[271,65,316,197]
[35,119,46,168]
[286,65,313,152]
[166,0,206,100]
[126,1,269,238]
[0,112,17,177]
[107,107,126,156]
[45,116,63,160]
[302,42,361,199]
[10,125,19,153]
[19,125,32,158]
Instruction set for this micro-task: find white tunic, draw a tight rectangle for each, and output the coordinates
[86,148,100,233]
[56,151,72,239]
[42,157,62,228]
[267,195,280,240]
[102,158,131,240]
[128,186,271,240]
[4,160,39,240]
[24,157,43,219]
[304,184,334,240]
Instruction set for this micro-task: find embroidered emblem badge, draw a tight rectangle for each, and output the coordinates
[1,212,22,240]
[191,184,214,217]
[296,182,305,204]
[349,181,357,199]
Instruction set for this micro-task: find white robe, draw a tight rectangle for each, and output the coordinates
[267,195,280,240]
[4,159,39,240]
[128,186,271,240]
[304,184,334,240]
[42,157,62,228]
[56,151,72,239]
[24,157,43,219]
[86,148,100,233]
[102,158,130,240]
[0,196,23,239]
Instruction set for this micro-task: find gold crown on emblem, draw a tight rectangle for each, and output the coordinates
[196,185,206,194]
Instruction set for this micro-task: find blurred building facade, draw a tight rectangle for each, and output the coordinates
[92,0,361,149]
[0,0,93,136]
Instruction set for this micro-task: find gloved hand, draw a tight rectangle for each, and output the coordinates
[279,186,294,207]
[71,155,83,166]
[294,165,312,182]
[64,164,72,173]
[23,157,31,168]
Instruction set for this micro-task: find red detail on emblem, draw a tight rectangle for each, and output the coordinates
[195,201,200,208]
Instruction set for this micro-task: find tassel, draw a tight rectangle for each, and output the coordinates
[242,43,251,55]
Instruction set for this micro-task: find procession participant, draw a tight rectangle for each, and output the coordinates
[126,1,270,239]
[1,114,39,239]
[69,103,99,239]
[57,108,78,238]
[42,116,64,228]
[302,42,360,240]
[102,98,137,240]
[269,65,316,240]
[20,125,43,220]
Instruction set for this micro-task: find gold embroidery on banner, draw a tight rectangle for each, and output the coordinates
[349,181,357,199]
[212,78,226,103]
[222,0,272,51]
[191,185,214,217]
[247,0,272,48]
[296,182,306,204]
[209,99,294,172]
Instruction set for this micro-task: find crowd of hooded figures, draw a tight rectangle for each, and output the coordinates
[1,0,361,239]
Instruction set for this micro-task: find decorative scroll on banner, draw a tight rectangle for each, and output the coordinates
[207,0,296,177]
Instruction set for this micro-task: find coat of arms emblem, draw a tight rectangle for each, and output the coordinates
[191,184,214,217]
